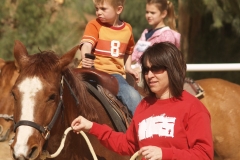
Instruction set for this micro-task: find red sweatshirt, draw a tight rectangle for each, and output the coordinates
[89,91,213,160]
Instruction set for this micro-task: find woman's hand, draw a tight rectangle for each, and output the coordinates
[71,116,93,133]
[138,146,162,160]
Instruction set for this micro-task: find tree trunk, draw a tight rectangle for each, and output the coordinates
[178,0,190,60]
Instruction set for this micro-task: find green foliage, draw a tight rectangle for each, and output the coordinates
[187,21,240,83]
[202,0,240,35]
[122,0,148,40]
[0,0,86,60]
[179,0,240,84]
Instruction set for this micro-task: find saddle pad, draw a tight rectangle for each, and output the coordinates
[97,85,132,128]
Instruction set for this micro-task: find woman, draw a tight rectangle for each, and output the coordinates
[72,42,213,160]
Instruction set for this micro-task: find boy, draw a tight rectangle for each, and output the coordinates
[78,0,142,115]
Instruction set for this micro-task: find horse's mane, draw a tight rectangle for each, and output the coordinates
[22,51,60,79]
[1,61,16,75]
[63,68,99,122]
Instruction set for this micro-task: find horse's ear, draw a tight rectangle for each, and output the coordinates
[13,40,29,72]
[60,45,79,70]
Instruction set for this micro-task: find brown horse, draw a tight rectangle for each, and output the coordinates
[10,40,130,160]
[196,78,240,160]
[0,59,18,142]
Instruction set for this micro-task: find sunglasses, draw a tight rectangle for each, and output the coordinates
[142,65,166,74]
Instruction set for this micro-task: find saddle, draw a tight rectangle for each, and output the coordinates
[73,68,119,96]
[184,77,204,98]
[73,68,133,131]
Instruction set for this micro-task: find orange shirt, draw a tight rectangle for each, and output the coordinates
[80,19,135,76]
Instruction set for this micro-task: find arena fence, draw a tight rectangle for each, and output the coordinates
[187,63,240,72]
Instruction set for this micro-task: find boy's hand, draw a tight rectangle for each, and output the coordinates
[80,43,94,68]
[82,57,94,68]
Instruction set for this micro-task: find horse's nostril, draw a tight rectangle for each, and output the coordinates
[12,154,26,160]
[12,153,16,159]
[28,146,38,159]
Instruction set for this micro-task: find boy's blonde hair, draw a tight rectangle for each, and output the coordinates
[93,0,125,8]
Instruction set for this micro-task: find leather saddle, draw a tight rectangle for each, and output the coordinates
[72,68,138,96]
[72,68,136,130]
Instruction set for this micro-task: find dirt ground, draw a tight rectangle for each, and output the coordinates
[0,140,12,160]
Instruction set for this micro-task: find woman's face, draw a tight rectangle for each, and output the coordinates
[144,60,171,99]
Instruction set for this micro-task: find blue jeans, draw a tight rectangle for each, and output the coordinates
[112,74,142,115]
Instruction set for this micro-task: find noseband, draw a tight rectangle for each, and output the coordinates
[13,76,78,140]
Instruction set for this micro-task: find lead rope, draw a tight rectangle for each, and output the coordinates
[39,127,141,160]
[0,114,14,121]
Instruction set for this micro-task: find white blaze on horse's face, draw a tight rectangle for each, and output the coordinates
[14,76,42,157]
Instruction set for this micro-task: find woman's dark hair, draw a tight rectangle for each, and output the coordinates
[140,42,186,99]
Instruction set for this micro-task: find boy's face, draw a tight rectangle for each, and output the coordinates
[94,1,123,25]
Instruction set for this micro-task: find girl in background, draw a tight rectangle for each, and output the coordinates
[132,0,180,86]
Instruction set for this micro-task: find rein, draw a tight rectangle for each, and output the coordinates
[62,76,79,105]
[39,127,141,160]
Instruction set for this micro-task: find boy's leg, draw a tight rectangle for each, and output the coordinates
[112,74,142,115]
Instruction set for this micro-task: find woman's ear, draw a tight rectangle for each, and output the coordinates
[116,5,123,15]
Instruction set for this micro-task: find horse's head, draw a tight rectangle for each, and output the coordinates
[10,40,78,160]
[0,60,18,111]
[0,59,18,141]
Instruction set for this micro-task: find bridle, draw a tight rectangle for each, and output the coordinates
[13,76,78,140]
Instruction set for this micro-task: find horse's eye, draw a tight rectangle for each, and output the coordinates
[48,94,56,101]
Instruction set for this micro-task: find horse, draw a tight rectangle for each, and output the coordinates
[0,59,17,160]
[9,40,240,160]
[0,59,18,142]
[10,40,130,160]
[196,78,240,160]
